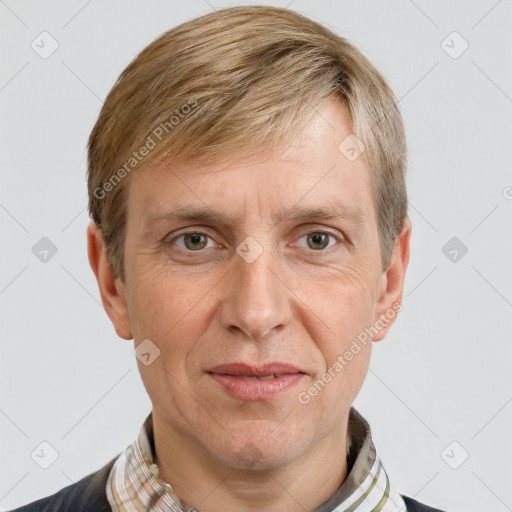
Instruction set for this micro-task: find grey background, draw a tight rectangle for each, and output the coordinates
[1,1,511,511]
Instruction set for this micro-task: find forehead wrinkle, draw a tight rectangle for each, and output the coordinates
[142,200,366,239]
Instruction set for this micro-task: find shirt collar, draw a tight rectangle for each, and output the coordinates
[106,407,406,511]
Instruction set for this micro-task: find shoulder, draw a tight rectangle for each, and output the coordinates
[5,455,118,512]
[401,494,450,512]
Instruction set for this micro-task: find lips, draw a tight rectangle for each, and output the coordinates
[208,362,305,377]
[207,362,306,401]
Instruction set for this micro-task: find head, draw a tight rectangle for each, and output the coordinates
[87,6,410,471]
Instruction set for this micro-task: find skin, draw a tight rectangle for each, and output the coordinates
[88,98,411,512]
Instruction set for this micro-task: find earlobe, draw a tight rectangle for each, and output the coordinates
[372,219,412,342]
[87,221,133,340]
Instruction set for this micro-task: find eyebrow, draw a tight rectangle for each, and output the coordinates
[142,202,365,235]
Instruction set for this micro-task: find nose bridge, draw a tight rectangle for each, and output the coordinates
[220,237,291,340]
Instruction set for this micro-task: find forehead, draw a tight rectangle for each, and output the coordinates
[127,99,374,226]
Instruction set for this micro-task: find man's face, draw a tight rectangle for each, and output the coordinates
[98,98,408,470]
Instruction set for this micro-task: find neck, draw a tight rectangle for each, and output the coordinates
[152,412,349,512]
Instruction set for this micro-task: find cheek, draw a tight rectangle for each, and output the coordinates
[129,266,204,332]
[128,272,211,417]
[293,258,379,340]
[126,269,213,381]
[293,260,377,405]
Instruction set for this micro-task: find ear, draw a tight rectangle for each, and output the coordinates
[372,218,411,342]
[87,221,133,340]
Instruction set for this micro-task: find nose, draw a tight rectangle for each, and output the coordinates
[219,243,292,341]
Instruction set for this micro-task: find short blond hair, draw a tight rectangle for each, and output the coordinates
[87,5,408,282]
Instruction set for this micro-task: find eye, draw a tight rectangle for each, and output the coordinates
[296,231,339,251]
[174,232,217,251]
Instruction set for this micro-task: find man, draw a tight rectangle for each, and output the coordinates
[9,5,448,512]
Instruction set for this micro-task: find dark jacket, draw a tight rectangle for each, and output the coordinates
[5,456,447,512]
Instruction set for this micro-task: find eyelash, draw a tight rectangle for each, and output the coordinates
[168,229,345,254]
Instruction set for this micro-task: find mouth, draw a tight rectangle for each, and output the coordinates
[207,362,306,401]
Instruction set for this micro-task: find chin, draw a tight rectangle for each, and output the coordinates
[211,424,311,471]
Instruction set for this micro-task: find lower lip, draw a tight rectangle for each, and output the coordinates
[208,373,304,401]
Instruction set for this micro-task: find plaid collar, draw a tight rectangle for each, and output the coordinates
[106,407,406,511]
